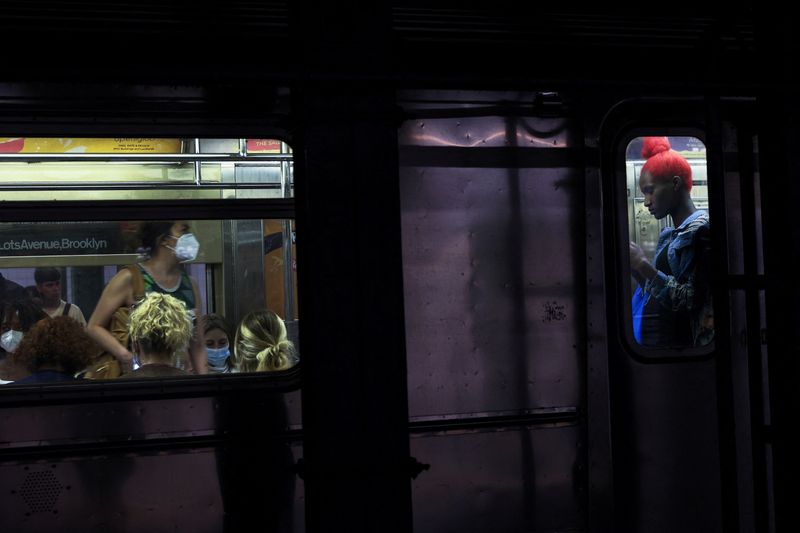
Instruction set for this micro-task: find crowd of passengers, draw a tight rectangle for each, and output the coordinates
[0,220,298,384]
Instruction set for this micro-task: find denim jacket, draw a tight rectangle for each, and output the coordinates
[644,210,714,346]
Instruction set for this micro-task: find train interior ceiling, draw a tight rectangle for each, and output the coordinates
[2,4,800,533]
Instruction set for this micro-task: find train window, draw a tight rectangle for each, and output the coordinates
[625,135,714,353]
[0,137,299,386]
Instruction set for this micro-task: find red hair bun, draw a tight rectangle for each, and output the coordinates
[641,137,671,159]
[640,136,693,191]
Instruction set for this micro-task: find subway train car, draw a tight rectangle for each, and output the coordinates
[1,3,798,533]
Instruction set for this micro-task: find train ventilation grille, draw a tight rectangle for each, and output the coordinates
[18,470,63,514]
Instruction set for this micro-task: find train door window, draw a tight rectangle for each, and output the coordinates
[624,135,714,354]
[0,137,299,386]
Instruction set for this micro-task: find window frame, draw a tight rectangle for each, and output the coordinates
[614,126,717,362]
[0,163,302,403]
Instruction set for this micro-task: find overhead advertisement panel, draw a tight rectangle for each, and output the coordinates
[0,138,183,154]
[245,139,282,154]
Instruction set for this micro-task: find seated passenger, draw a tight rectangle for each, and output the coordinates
[128,292,193,378]
[10,316,98,383]
[202,313,236,374]
[231,310,298,372]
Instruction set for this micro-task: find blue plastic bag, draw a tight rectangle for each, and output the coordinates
[631,286,648,344]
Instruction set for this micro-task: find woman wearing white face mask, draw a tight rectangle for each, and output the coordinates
[0,298,48,383]
[87,220,208,375]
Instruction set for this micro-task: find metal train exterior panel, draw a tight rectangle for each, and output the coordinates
[1,4,797,533]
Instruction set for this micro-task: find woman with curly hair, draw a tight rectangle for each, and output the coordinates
[128,292,193,378]
[10,316,99,383]
[231,310,298,373]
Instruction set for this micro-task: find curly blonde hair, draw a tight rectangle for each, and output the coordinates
[129,292,192,357]
[232,310,297,372]
[11,316,98,374]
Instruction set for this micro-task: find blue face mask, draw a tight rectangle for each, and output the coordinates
[207,346,230,367]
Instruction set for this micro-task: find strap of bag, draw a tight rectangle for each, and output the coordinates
[127,264,146,303]
[62,302,71,316]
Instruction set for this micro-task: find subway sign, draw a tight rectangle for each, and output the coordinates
[0,222,135,257]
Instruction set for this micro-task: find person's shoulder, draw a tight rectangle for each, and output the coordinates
[694,223,711,238]
[694,211,711,229]
[678,211,709,236]
[68,302,86,320]
[110,264,143,286]
[113,265,136,280]
[690,211,711,238]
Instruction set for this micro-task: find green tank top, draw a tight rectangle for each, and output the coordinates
[136,265,196,371]
[137,265,196,319]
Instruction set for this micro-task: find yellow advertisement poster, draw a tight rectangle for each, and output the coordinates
[0,138,183,154]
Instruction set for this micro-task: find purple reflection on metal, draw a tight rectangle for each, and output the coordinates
[400,115,571,148]
[399,99,585,531]
[401,165,582,417]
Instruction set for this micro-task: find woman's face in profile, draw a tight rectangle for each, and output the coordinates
[639,171,679,220]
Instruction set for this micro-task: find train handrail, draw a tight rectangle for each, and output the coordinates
[0,182,291,191]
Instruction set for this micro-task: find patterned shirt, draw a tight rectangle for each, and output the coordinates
[644,210,714,347]
[137,266,196,321]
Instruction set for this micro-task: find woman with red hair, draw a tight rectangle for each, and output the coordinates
[630,137,714,347]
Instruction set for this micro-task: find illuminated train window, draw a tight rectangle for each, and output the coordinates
[625,136,714,352]
[0,138,298,385]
